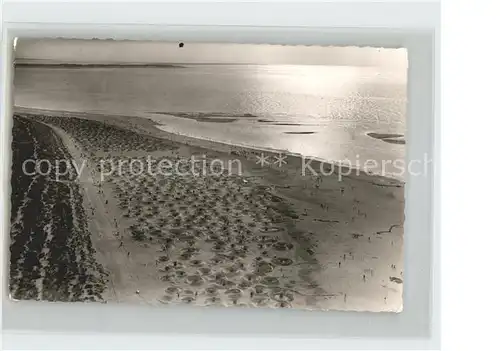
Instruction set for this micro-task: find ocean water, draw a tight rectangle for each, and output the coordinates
[14,64,407,179]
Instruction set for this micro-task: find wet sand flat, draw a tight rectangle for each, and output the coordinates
[10,108,405,312]
[367,132,406,145]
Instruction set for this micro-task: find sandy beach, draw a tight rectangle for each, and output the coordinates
[9,108,404,312]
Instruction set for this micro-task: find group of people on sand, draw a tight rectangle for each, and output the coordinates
[84,158,134,259]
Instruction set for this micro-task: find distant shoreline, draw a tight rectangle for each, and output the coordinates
[14,63,185,68]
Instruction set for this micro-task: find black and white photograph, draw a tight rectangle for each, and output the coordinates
[8,38,408,312]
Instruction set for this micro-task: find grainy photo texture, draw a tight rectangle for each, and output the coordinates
[9,39,408,312]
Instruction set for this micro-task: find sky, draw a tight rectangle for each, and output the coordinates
[15,39,408,68]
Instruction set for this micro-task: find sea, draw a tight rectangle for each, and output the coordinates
[14,64,407,179]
